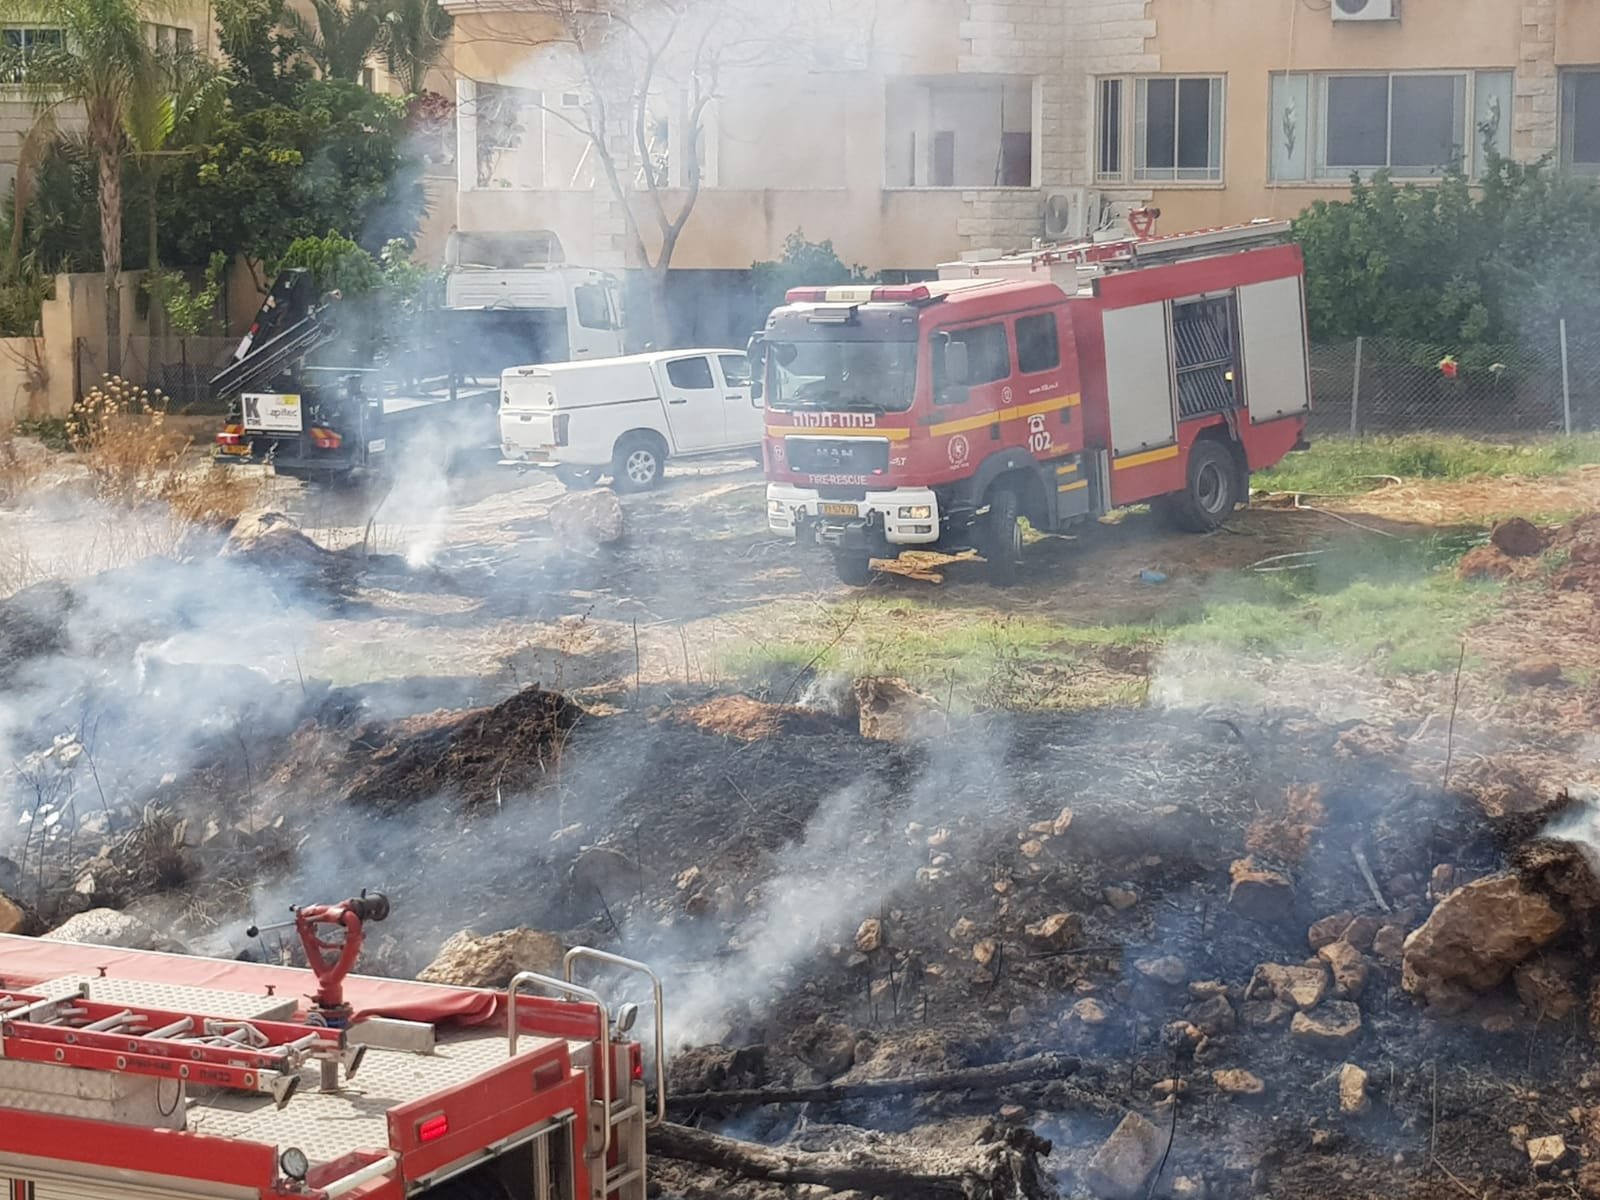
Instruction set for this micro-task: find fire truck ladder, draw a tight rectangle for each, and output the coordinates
[1025,219,1294,272]
[0,985,356,1109]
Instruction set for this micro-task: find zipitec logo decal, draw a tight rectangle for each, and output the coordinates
[948,434,971,468]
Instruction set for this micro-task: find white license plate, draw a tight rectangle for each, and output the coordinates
[367,439,386,454]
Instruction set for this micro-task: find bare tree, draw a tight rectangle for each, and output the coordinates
[456,0,815,345]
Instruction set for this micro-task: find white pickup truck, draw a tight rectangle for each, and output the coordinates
[499,348,760,491]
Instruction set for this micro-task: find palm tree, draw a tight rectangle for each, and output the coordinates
[0,0,163,376]
[375,0,449,96]
[124,49,230,273]
[287,0,382,83]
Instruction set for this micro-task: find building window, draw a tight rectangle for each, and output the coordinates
[1095,76,1224,184]
[361,66,375,92]
[2,26,64,82]
[143,22,192,53]
[885,76,1036,188]
[1269,70,1512,182]
[1562,69,1600,175]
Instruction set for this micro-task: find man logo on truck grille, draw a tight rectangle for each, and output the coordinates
[948,434,970,468]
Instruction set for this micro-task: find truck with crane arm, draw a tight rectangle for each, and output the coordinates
[0,892,663,1200]
[750,215,1313,585]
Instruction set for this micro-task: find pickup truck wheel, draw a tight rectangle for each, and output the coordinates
[1161,439,1243,533]
[612,436,663,493]
[833,552,874,587]
[554,464,599,490]
[981,486,1024,587]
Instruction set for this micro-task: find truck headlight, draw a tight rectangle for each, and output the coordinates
[898,505,932,520]
[768,500,787,516]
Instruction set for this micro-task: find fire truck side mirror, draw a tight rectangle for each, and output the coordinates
[746,334,766,403]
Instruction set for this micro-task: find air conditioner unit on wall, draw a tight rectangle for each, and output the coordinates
[1043,189,1103,241]
[1332,0,1398,22]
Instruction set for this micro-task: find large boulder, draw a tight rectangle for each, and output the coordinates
[1402,874,1565,1012]
[42,909,186,953]
[221,510,333,568]
[1228,858,1295,922]
[1085,1112,1165,1199]
[417,927,566,988]
[548,489,625,546]
[0,892,25,935]
[1491,517,1546,558]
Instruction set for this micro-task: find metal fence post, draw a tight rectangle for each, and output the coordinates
[1560,318,1573,435]
[1350,336,1363,437]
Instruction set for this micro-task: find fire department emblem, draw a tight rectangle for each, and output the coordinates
[948,434,970,467]
[1001,386,1015,405]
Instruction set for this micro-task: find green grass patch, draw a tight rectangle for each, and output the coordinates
[718,530,1496,708]
[1255,434,1600,496]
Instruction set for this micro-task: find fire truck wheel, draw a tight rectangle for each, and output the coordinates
[1163,439,1243,533]
[612,434,664,493]
[833,551,874,586]
[981,485,1024,586]
[555,464,599,489]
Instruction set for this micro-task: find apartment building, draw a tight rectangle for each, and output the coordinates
[436,0,1597,294]
[1,2,218,197]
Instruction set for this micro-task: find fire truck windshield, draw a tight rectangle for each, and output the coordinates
[767,341,916,413]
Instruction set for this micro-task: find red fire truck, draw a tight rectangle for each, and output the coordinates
[0,896,663,1200]
[751,218,1312,584]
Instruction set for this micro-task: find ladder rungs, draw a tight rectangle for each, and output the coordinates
[608,1104,640,1126]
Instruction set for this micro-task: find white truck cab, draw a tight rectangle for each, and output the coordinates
[500,348,759,491]
[443,230,628,377]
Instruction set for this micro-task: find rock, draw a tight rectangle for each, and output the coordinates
[548,488,625,545]
[1241,997,1294,1028]
[855,918,883,954]
[1371,923,1407,965]
[1051,807,1074,836]
[1152,1077,1188,1098]
[1186,994,1237,1037]
[1515,959,1579,1021]
[1308,911,1354,951]
[1343,915,1381,953]
[1019,839,1045,860]
[220,510,333,568]
[853,677,949,742]
[789,1019,856,1079]
[1318,941,1369,1000]
[1135,955,1187,986]
[417,927,565,988]
[1339,1063,1370,1115]
[1402,874,1565,1012]
[1104,886,1139,911]
[999,1103,1027,1122]
[1492,516,1546,558]
[1212,1069,1265,1096]
[1171,1176,1207,1200]
[1228,858,1295,922]
[1252,963,1329,1010]
[1024,912,1082,950]
[1072,998,1108,1024]
[973,939,999,966]
[949,917,977,943]
[1508,1124,1530,1151]
[1290,1001,1362,1050]
[1084,1112,1165,1200]
[1428,864,1456,898]
[42,909,186,953]
[0,891,24,935]
[1527,1134,1568,1169]
[674,866,702,891]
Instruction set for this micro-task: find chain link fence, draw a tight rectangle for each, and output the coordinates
[1307,321,1600,439]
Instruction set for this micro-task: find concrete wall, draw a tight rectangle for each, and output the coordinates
[0,274,83,423]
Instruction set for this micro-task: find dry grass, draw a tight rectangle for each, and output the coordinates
[68,375,261,528]
[0,427,46,505]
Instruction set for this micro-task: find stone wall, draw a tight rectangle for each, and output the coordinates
[1514,0,1560,158]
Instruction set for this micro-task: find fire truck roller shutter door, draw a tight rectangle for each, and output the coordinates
[1237,277,1312,423]
[23,1169,253,1200]
[1102,302,1177,457]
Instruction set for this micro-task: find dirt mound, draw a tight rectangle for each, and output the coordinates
[663,696,845,742]
[341,687,584,811]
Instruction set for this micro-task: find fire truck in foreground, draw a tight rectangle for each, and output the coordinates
[0,894,663,1200]
[751,217,1313,584]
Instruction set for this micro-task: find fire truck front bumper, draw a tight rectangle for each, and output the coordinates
[767,485,942,549]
